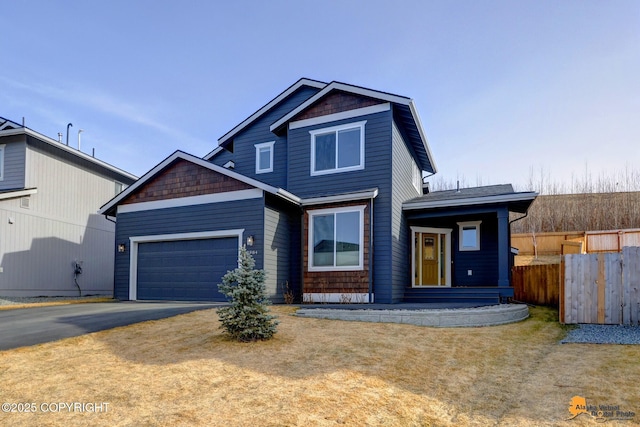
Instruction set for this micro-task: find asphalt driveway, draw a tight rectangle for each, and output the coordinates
[0,301,222,351]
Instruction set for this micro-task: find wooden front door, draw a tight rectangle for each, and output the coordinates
[421,234,439,285]
[412,227,451,287]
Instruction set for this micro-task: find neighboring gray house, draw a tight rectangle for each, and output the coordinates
[0,117,137,297]
[100,79,536,304]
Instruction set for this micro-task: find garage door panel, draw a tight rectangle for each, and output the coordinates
[137,237,238,301]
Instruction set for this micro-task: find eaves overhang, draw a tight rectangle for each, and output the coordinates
[204,78,327,160]
[269,81,437,174]
[402,192,538,213]
[300,188,379,207]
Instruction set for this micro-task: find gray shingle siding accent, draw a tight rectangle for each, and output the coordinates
[209,86,321,189]
[114,198,265,300]
[0,136,26,190]
[390,121,422,302]
[264,205,290,302]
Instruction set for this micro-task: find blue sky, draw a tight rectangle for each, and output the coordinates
[2,1,638,191]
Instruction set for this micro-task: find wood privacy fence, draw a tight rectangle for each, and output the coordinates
[561,246,640,325]
[512,264,560,307]
[512,228,640,256]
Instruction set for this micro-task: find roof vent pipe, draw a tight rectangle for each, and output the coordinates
[66,123,73,146]
[58,132,63,143]
[78,129,84,151]
[456,180,461,193]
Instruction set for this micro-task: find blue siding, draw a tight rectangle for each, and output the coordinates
[0,136,26,190]
[114,198,265,300]
[390,121,422,302]
[287,109,396,303]
[209,86,321,189]
[453,214,499,286]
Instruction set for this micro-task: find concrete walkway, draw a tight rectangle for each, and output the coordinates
[296,303,529,327]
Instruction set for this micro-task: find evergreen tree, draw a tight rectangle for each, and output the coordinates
[217,246,278,341]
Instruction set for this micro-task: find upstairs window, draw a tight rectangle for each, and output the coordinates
[310,121,365,176]
[255,141,275,174]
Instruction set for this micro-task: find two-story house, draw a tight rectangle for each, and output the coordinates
[99,79,536,304]
[0,117,137,297]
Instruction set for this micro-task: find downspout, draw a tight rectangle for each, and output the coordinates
[368,197,374,303]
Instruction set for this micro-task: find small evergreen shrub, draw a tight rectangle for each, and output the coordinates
[217,246,278,341]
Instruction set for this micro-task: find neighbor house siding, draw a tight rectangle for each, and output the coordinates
[0,136,26,190]
[287,109,394,302]
[114,198,265,300]
[210,86,321,189]
[0,142,127,297]
[390,120,422,302]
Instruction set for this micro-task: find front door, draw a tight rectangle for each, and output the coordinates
[412,227,452,287]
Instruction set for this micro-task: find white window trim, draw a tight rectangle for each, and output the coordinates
[255,141,275,174]
[0,144,5,181]
[308,205,365,272]
[412,160,422,194]
[458,221,482,251]
[410,226,452,287]
[309,121,366,176]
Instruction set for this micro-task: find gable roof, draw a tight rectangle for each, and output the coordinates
[99,150,301,216]
[403,184,538,213]
[268,81,437,174]
[0,116,137,182]
[203,78,326,160]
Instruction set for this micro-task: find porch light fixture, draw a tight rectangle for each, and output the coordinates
[246,235,254,247]
[118,243,126,253]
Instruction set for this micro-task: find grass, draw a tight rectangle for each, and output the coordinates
[0,297,115,311]
[0,305,638,426]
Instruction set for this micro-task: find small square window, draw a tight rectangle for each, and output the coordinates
[458,221,482,251]
[255,141,275,174]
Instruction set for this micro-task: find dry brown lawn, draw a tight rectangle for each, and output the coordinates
[0,304,638,426]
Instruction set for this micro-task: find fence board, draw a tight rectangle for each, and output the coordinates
[512,264,560,306]
[562,247,640,324]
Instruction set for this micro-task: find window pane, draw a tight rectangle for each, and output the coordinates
[313,214,334,266]
[259,147,271,170]
[314,133,336,171]
[335,211,360,266]
[337,128,360,168]
[462,226,477,248]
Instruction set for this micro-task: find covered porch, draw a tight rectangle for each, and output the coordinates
[402,184,537,304]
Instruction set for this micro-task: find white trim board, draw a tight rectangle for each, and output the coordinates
[127,229,244,301]
[302,293,372,304]
[116,189,263,214]
[289,103,389,130]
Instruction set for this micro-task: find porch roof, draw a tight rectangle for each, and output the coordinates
[403,184,537,213]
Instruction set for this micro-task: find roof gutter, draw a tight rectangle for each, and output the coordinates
[403,192,538,211]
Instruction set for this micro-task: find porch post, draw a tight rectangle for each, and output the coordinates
[497,208,510,287]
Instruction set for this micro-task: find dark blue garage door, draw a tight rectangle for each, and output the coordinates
[137,237,238,301]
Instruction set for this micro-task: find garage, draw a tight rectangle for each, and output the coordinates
[134,236,239,301]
